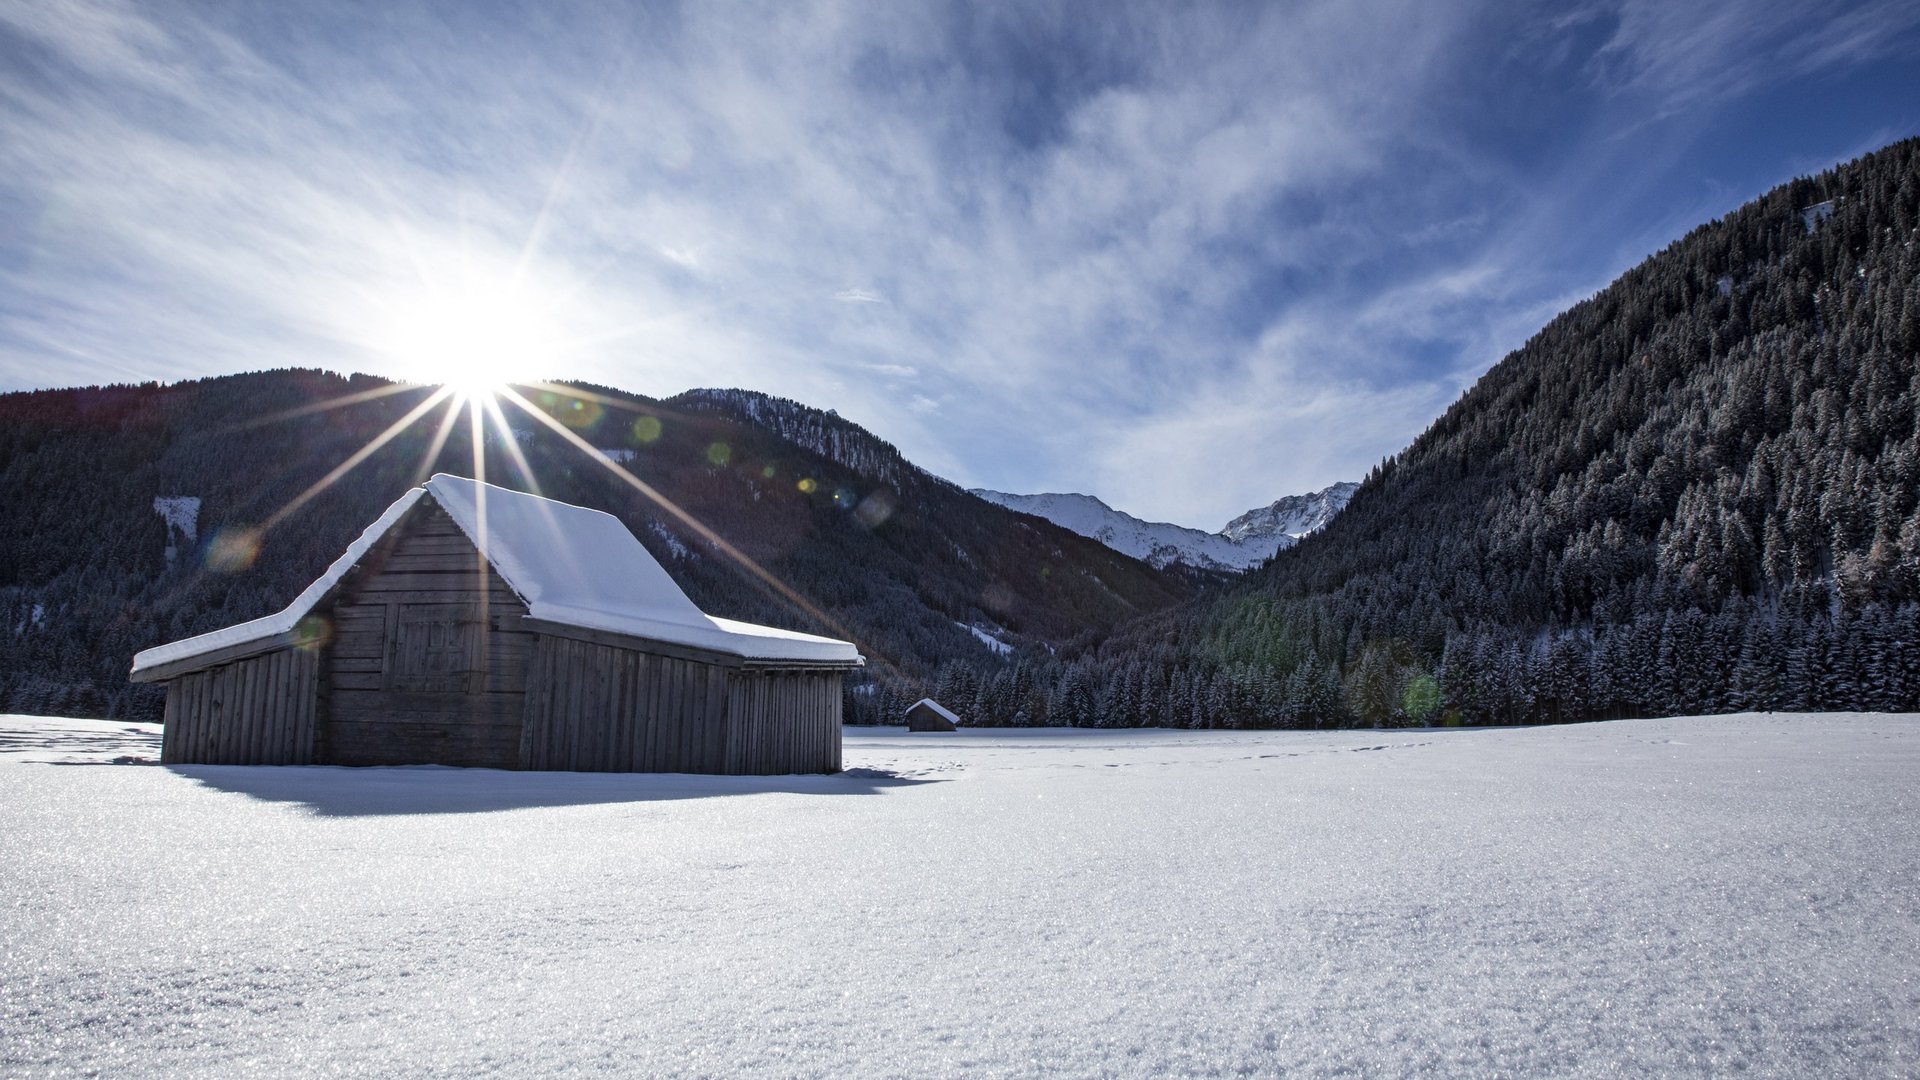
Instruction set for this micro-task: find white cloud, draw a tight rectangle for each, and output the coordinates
[659,246,701,270]
[0,0,1910,527]
[1589,0,1920,118]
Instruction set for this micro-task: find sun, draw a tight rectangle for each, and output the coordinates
[382,277,557,397]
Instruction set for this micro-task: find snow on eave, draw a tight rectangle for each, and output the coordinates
[529,606,863,666]
[129,488,428,679]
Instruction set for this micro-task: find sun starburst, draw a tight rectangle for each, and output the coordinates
[374,268,560,401]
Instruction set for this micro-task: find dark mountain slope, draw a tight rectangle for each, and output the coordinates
[1069,137,1920,727]
[0,374,1190,720]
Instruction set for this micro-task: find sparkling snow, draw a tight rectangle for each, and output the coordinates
[3,713,1917,1077]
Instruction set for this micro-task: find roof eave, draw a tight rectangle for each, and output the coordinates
[522,616,864,670]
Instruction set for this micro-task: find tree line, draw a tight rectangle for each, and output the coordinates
[853,138,1920,727]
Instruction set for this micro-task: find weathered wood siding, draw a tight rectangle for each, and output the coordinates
[522,634,843,774]
[322,507,533,768]
[159,648,319,765]
[521,636,730,772]
[723,669,843,775]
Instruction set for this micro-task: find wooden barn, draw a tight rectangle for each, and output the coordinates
[130,474,862,774]
[904,698,960,731]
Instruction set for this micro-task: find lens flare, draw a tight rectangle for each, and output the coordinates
[557,397,605,430]
[292,615,333,652]
[854,490,895,529]
[204,527,262,573]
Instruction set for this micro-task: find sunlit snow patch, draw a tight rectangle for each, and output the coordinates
[955,621,1013,655]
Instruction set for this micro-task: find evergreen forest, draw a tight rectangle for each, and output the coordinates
[3,139,1919,729]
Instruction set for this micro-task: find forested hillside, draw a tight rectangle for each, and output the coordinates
[9,140,1919,730]
[0,375,1188,721]
[1037,137,1920,727]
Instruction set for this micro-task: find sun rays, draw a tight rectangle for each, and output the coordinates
[189,371,881,678]
[491,384,861,644]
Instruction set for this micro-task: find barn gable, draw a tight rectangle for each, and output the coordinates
[132,474,858,681]
[324,501,533,768]
[131,475,861,773]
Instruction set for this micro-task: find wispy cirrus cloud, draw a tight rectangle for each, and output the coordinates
[0,0,1914,526]
[1587,0,1920,115]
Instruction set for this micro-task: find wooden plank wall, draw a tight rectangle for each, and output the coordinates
[153,500,846,773]
[723,670,843,775]
[323,507,532,768]
[158,648,319,765]
[522,635,845,774]
[521,636,730,772]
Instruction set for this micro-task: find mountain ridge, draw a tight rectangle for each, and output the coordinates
[0,373,1192,720]
[969,482,1357,572]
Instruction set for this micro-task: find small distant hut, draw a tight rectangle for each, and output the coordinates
[904,698,960,731]
[130,474,862,774]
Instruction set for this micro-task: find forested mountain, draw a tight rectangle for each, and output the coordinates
[0,374,1189,721]
[8,139,1919,731]
[1035,136,1920,728]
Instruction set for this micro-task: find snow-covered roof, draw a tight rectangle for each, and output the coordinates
[131,474,861,677]
[906,698,960,724]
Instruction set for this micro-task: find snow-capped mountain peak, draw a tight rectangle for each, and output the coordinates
[969,482,1357,573]
[1219,481,1359,545]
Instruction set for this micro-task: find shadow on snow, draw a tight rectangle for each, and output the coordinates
[166,763,941,817]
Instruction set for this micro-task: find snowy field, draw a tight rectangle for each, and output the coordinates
[3,714,1917,1077]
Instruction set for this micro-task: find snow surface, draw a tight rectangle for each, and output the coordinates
[971,482,1356,572]
[131,475,859,675]
[954,620,1014,655]
[151,495,201,543]
[4,711,1917,1077]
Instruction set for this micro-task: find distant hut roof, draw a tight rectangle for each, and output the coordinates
[904,698,960,730]
[131,474,862,679]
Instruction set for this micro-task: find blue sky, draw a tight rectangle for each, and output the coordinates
[1,1,1916,528]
